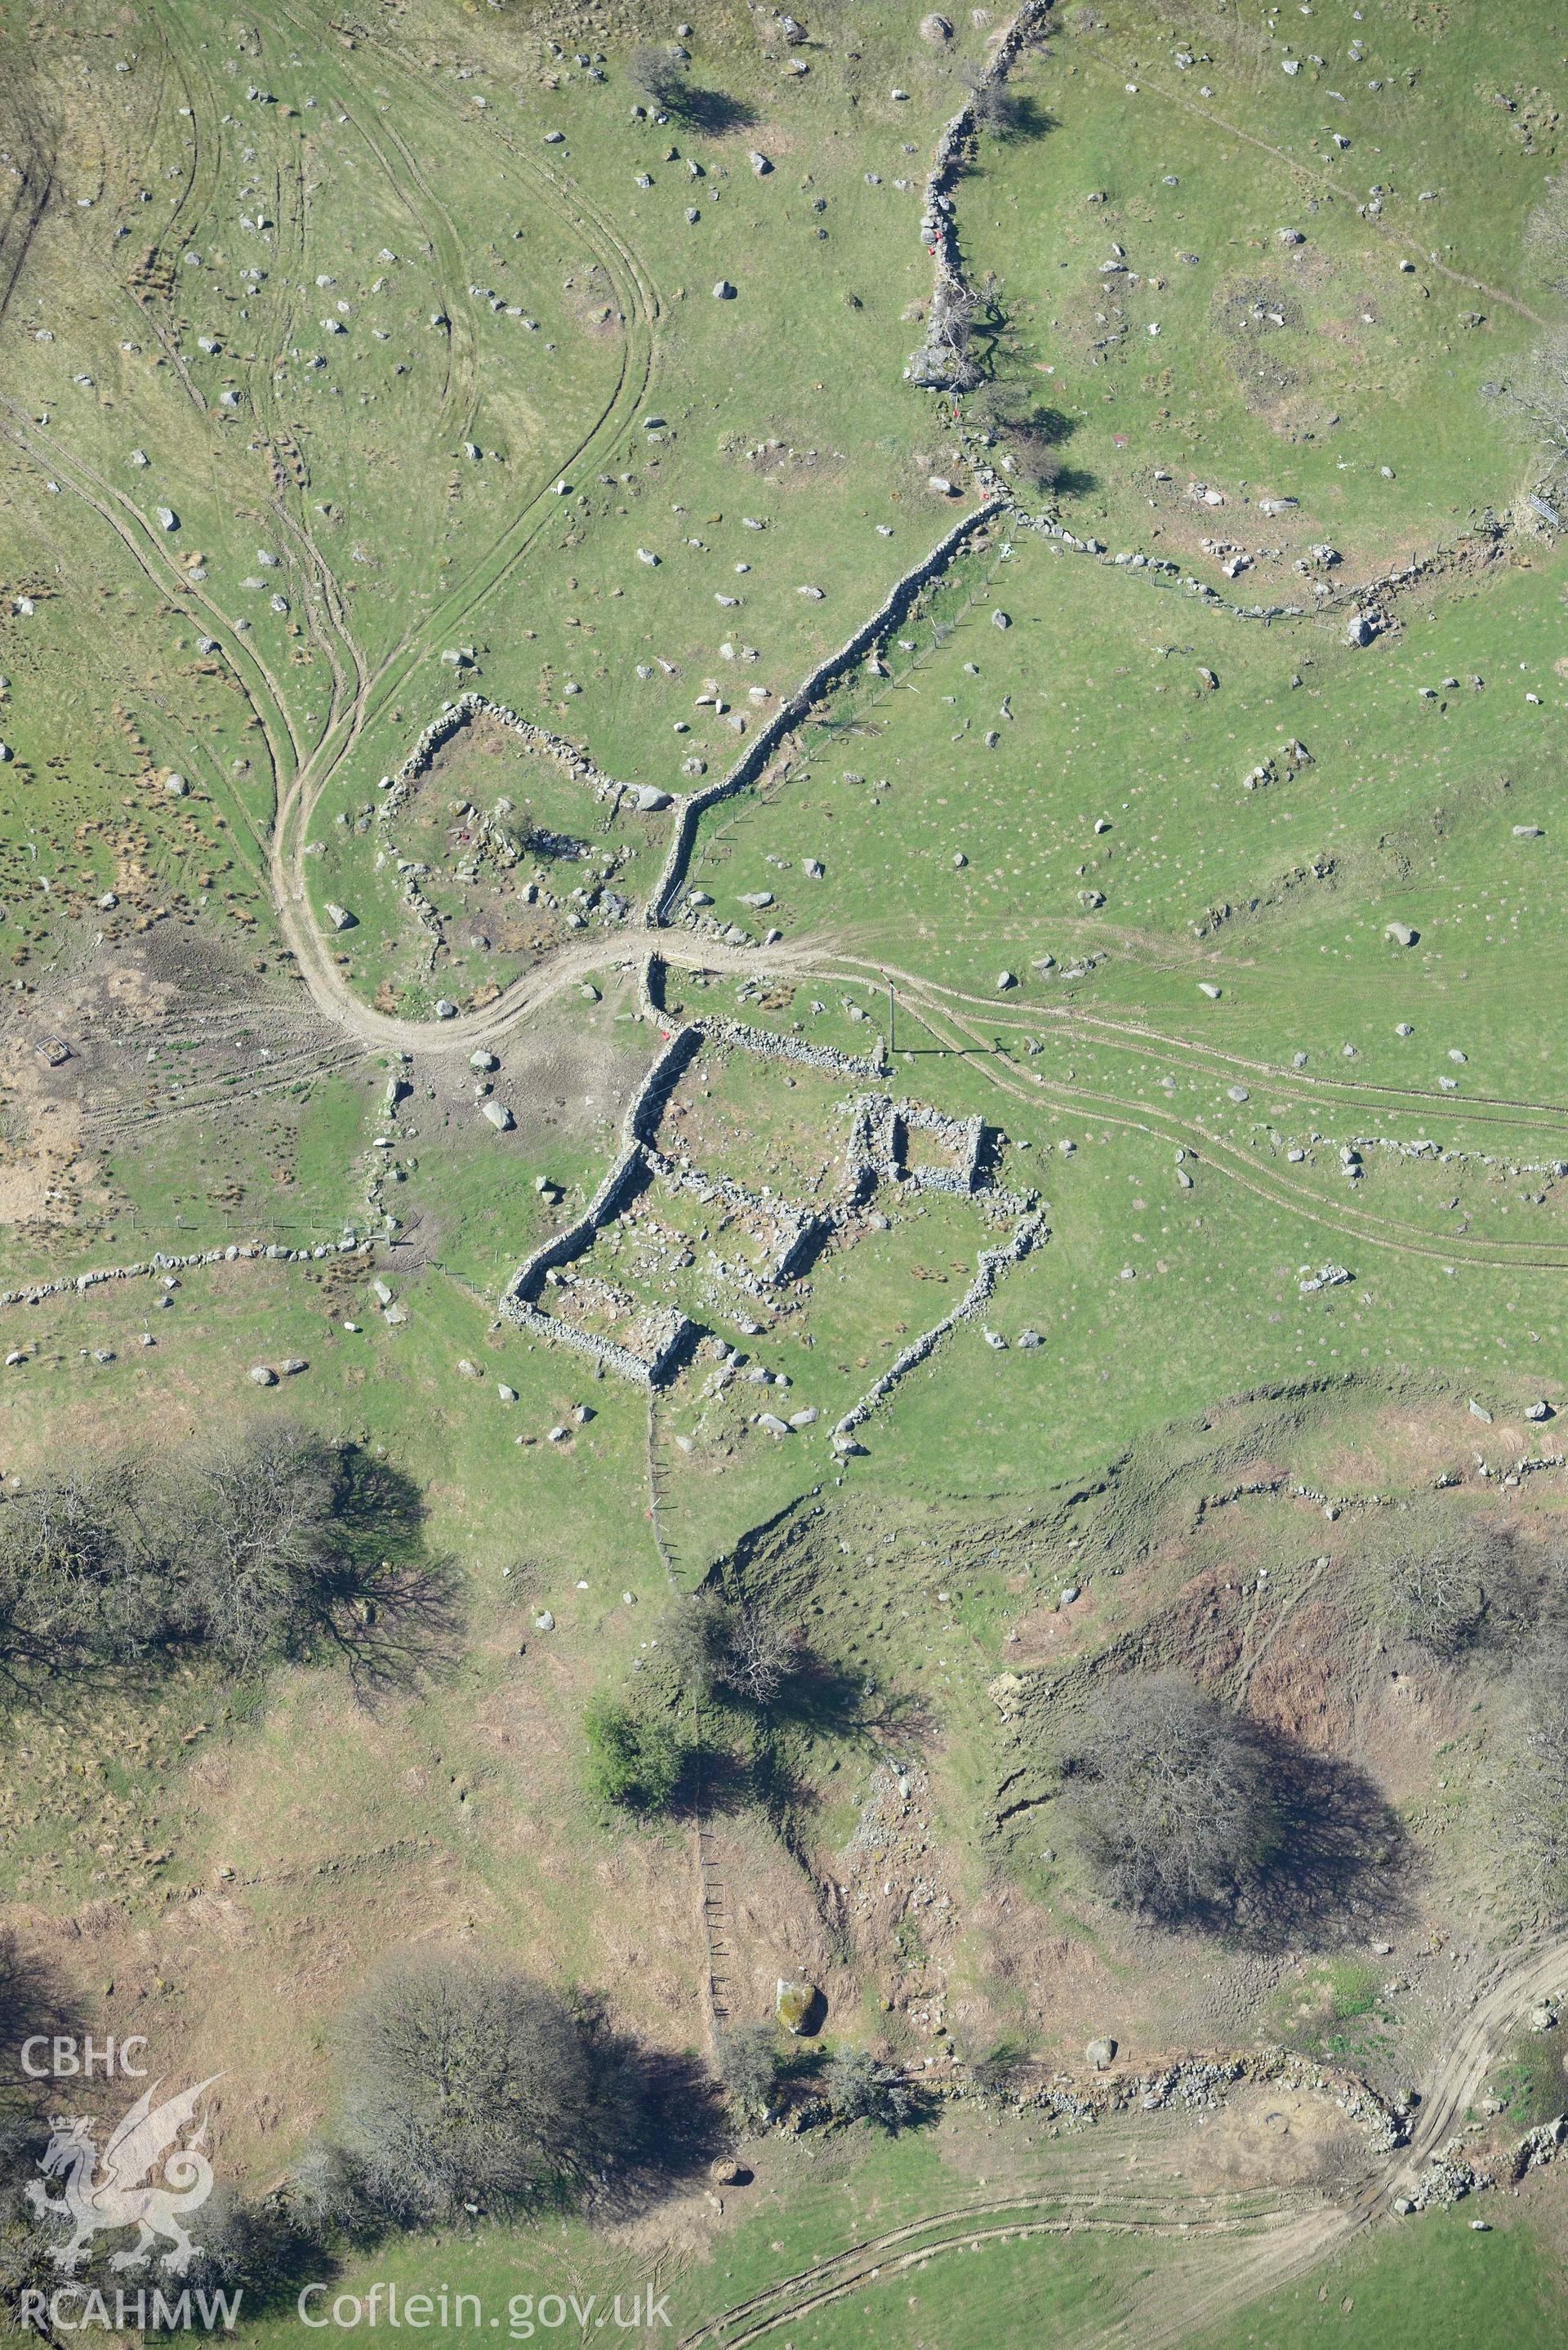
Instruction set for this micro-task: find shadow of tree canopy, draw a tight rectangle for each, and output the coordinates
[995,92,1058,142]
[0,1937,85,2120]
[307,1447,466,1700]
[1038,463,1098,501]
[585,2019,728,2219]
[963,382,1097,502]
[1235,1740,1410,1951]
[668,87,759,134]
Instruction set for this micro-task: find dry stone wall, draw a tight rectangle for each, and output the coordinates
[648,504,998,925]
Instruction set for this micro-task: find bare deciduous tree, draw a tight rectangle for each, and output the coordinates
[724,1603,800,1707]
[630,44,687,111]
[661,1593,801,1711]
[823,2049,920,2132]
[660,1590,733,1698]
[0,1461,163,1677]
[715,2022,782,2120]
[1062,1674,1280,1925]
[334,1958,643,2224]
[1382,1525,1517,1658]
[176,1425,339,1674]
[0,1428,457,1697]
[1485,313,1568,477]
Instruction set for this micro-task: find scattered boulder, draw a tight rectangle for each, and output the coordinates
[1385,921,1419,947]
[326,901,356,931]
[713,279,737,300]
[481,1100,514,1131]
[1085,2037,1118,2071]
[776,1980,825,2035]
[921,10,954,38]
[247,1364,277,1387]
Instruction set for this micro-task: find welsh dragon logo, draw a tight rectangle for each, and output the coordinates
[25,2077,221,2275]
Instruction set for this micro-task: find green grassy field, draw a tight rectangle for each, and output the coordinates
[7,0,1568,2342]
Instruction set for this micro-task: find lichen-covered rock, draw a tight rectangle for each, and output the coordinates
[777,1979,824,2035]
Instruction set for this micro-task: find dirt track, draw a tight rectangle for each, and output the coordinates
[675,1927,1568,2350]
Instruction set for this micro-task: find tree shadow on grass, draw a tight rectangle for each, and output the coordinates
[671,87,759,134]
[1040,463,1098,501]
[997,93,1058,143]
[580,2005,727,2218]
[0,1936,86,2118]
[312,1448,466,1699]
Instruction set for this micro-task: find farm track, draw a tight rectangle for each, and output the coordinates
[677,1927,1568,2350]
[840,957,1568,1142]
[130,23,217,412]
[261,6,664,1028]
[1076,45,1551,330]
[80,1042,368,1139]
[866,970,1568,1274]
[154,3,385,774]
[0,406,303,792]
[681,2192,1288,2350]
